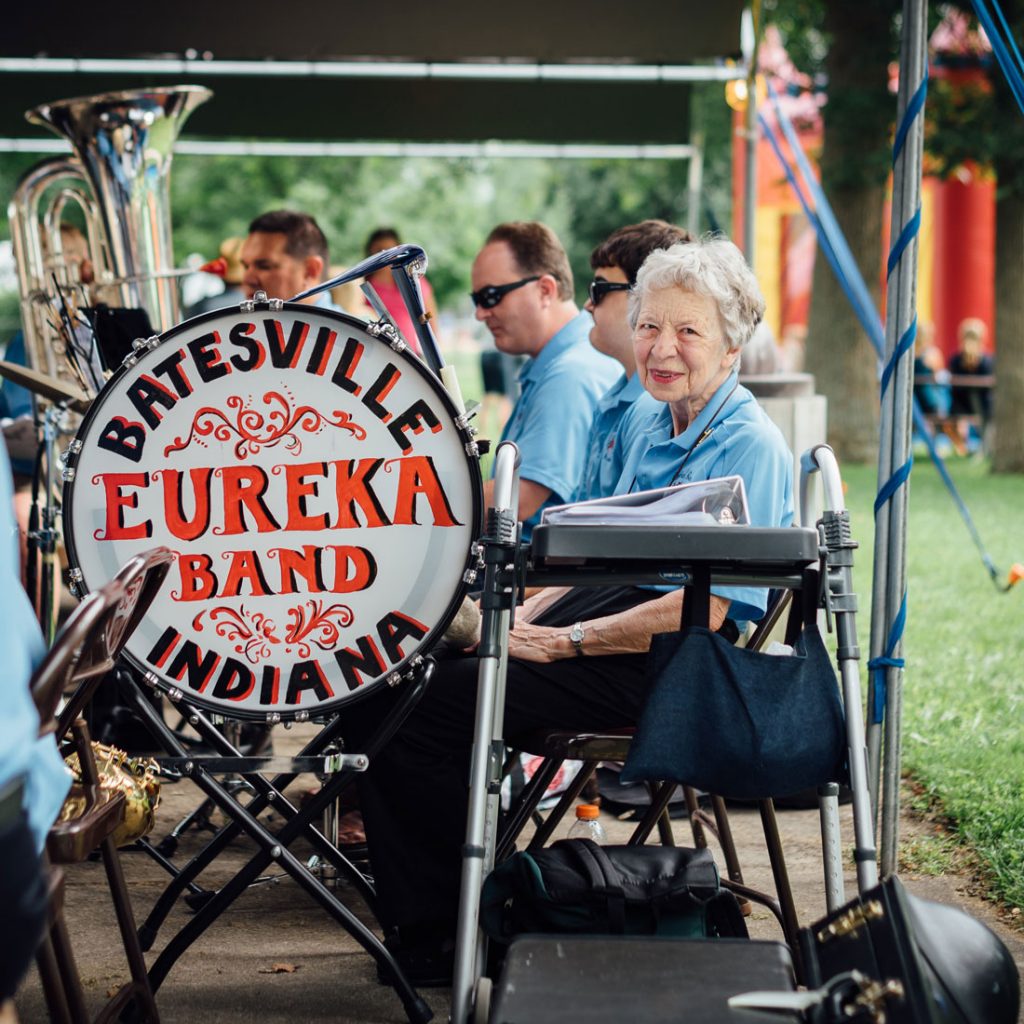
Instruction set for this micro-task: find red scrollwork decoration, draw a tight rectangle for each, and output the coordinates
[192,600,354,664]
[164,389,366,459]
[283,600,355,659]
[193,605,281,665]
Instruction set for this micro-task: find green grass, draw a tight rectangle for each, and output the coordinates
[838,458,1024,910]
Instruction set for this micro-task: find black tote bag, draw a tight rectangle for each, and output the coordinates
[621,622,846,800]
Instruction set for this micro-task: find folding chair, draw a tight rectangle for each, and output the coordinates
[30,546,174,1024]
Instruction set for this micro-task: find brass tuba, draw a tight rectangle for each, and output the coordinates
[8,85,212,400]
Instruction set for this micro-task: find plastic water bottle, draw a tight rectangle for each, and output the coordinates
[567,803,607,843]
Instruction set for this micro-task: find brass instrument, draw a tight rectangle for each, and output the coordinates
[61,742,162,848]
[8,85,212,402]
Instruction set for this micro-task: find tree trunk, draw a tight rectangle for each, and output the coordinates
[805,185,885,462]
[991,163,1024,472]
[805,0,897,464]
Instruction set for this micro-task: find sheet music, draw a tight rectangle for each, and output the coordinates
[541,475,750,528]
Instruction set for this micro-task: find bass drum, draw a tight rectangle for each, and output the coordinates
[63,303,482,721]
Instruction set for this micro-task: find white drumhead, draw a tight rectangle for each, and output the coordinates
[64,304,481,720]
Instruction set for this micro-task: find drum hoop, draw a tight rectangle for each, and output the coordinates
[62,302,483,722]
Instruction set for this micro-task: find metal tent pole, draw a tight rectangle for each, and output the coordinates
[868,0,928,875]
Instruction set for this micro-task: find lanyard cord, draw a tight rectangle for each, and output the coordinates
[629,376,740,493]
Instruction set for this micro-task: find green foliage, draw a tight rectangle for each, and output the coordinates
[839,459,1024,910]
[3,84,732,314]
[169,140,731,311]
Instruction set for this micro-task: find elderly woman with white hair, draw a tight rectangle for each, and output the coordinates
[346,235,794,985]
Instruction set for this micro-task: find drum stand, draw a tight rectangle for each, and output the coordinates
[27,402,68,643]
[115,665,437,1024]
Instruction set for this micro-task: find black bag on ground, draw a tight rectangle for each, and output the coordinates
[799,875,1019,1023]
[480,839,747,944]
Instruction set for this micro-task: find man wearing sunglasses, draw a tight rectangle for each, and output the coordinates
[574,220,693,502]
[471,221,618,538]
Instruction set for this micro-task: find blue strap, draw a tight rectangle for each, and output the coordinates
[880,315,917,400]
[893,70,929,164]
[874,456,914,516]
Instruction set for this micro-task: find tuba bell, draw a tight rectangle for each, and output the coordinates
[8,85,211,401]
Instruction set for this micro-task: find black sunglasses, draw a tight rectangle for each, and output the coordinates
[588,279,631,306]
[470,275,540,309]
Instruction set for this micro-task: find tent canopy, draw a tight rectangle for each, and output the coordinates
[2,1,744,145]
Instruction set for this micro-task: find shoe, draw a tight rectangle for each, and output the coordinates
[376,932,455,988]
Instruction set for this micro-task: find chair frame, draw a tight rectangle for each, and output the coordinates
[30,547,175,1024]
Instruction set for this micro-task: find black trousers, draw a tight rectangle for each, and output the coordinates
[344,586,660,935]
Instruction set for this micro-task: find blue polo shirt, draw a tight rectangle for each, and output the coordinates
[615,371,794,623]
[0,447,70,851]
[573,372,662,503]
[498,312,619,538]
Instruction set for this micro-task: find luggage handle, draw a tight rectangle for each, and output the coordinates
[558,839,627,934]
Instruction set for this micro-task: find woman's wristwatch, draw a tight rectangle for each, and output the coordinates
[569,621,585,657]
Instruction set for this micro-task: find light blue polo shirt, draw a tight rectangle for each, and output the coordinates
[498,312,619,539]
[0,447,70,851]
[573,372,662,503]
[615,370,794,623]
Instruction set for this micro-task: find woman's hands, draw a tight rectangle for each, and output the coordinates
[506,620,571,663]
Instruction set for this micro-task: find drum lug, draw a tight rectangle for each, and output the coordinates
[463,568,479,585]
[294,710,310,723]
[267,298,284,311]
[132,335,161,353]
[367,319,405,352]
[62,466,76,483]
[266,712,282,724]
[168,687,184,703]
[386,671,402,688]
[60,439,83,466]
[464,440,480,458]
[67,566,84,598]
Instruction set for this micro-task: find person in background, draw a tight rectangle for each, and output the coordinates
[363,227,441,356]
[912,320,951,419]
[0,443,70,1012]
[240,210,336,308]
[948,317,994,452]
[574,219,692,503]
[471,221,619,538]
[187,236,247,316]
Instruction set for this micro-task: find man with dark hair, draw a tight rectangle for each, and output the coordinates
[576,219,693,501]
[240,209,332,305]
[472,221,618,537]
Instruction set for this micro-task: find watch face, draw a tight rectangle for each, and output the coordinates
[570,623,584,643]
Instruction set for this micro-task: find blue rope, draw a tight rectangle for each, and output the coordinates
[893,70,929,164]
[880,315,917,399]
[886,206,922,278]
[867,594,908,724]
[973,0,1024,113]
[874,456,914,515]
[766,82,886,355]
[760,86,1008,594]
